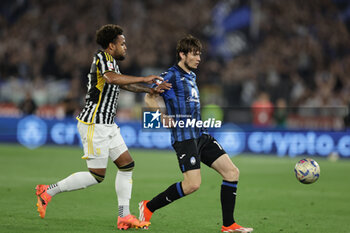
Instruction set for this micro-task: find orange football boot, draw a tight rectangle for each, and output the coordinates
[35,184,52,218]
[221,223,254,232]
[138,200,153,222]
[117,214,150,230]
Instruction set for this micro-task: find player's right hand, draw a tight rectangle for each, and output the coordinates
[150,80,172,94]
[143,75,163,84]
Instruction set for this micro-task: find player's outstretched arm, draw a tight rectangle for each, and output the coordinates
[120,81,172,94]
[104,72,163,85]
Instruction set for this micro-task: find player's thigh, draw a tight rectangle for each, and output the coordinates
[113,150,134,167]
[77,122,110,169]
[89,168,107,177]
[199,134,238,180]
[182,169,202,194]
[211,154,239,181]
[109,124,130,164]
[183,169,201,185]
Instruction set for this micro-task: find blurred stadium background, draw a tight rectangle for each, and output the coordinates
[0,0,349,157]
[1,1,350,233]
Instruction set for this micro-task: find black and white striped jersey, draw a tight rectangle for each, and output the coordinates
[77,50,120,124]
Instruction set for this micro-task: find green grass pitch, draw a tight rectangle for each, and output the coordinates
[0,144,349,233]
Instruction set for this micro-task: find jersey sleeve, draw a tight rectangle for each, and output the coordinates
[96,52,117,75]
[159,71,176,99]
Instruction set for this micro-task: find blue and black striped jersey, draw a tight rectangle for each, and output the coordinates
[160,64,206,144]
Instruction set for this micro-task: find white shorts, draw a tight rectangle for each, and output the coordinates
[77,121,128,168]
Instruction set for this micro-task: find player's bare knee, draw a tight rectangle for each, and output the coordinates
[184,181,201,194]
[233,166,240,180]
[89,170,105,183]
[223,166,240,181]
[117,161,135,172]
[190,183,201,192]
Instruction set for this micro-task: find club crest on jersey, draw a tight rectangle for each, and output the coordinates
[190,156,196,165]
[186,87,199,103]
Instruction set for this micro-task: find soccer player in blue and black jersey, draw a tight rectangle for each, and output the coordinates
[140,35,253,232]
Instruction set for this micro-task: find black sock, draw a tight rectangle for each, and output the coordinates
[221,180,238,227]
[147,182,185,212]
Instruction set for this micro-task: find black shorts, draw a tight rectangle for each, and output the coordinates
[172,134,226,173]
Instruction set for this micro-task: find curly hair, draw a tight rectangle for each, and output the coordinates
[96,24,123,49]
[176,35,202,62]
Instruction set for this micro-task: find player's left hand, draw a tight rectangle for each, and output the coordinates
[150,80,172,94]
[143,75,164,84]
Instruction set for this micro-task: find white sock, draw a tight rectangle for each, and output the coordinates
[47,172,98,196]
[46,183,61,197]
[115,170,132,217]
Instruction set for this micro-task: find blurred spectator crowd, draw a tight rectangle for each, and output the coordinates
[0,0,349,127]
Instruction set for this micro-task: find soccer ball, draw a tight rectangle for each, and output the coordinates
[294,158,320,184]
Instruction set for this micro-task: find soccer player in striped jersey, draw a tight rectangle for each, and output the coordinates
[140,35,253,232]
[35,24,171,230]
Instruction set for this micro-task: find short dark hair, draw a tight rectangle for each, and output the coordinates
[176,35,202,61]
[96,24,123,49]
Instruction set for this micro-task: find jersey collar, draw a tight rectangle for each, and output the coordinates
[175,64,195,76]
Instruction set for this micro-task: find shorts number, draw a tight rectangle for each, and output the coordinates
[213,140,223,150]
